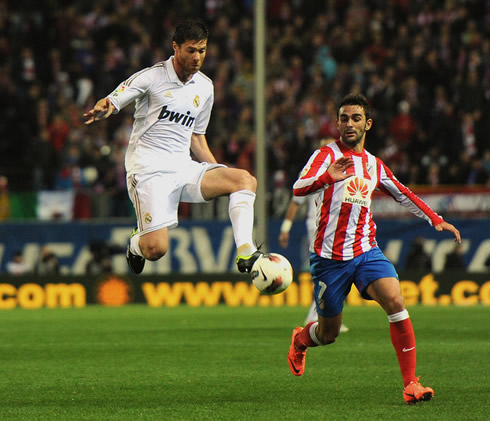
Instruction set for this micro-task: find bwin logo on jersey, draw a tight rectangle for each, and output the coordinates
[158,106,195,127]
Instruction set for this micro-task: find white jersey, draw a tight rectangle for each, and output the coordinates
[107,56,214,176]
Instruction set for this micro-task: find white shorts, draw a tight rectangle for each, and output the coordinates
[127,161,225,234]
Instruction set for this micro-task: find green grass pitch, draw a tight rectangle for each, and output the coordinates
[0,305,488,420]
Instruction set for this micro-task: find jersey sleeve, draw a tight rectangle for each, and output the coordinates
[291,195,307,205]
[293,148,335,196]
[107,68,153,113]
[376,158,444,226]
[193,86,213,135]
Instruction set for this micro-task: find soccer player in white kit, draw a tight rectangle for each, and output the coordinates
[84,19,262,275]
[279,138,348,331]
[286,93,461,405]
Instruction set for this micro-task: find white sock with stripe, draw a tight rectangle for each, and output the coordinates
[229,190,256,255]
[130,232,143,257]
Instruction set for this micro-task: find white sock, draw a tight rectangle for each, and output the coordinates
[130,232,143,257]
[387,309,409,323]
[309,321,322,346]
[229,190,256,255]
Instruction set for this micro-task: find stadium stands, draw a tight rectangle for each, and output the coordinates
[0,0,488,218]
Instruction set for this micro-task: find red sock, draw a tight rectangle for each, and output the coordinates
[294,322,319,350]
[390,318,417,387]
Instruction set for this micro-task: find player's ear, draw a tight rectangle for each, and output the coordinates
[365,118,373,131]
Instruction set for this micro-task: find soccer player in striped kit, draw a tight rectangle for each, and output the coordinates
[279,138,348,332]
[84,19,262,275]
[287,93,461,404]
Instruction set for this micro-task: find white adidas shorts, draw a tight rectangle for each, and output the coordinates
[127,161,225,234]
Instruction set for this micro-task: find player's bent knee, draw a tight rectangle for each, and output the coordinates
[144,249,166,261]
[386,295,405,314]
[141,244,168,261]
[236,170,257,192]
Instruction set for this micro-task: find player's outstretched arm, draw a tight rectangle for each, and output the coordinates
[328,156,354,182]
[435,221,462,243]
[279,201,300,248]
[83,98,115,125]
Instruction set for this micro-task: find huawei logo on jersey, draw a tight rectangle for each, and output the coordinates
[347,178,368,198]
[342,177,371,208]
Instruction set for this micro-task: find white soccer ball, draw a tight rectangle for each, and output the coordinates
[251,253,293,295]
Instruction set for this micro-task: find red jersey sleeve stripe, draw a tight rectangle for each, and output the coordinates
[293,148,335,196]
[377,159,444,226]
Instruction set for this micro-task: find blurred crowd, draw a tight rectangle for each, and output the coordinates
[5,242,122,276]
[0,0,489,219]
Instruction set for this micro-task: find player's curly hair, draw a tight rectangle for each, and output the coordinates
[173,18,209,45]
[338,93,371,120]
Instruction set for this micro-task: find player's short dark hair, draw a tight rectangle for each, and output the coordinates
[338,93,371,120]
[173,18,209,45]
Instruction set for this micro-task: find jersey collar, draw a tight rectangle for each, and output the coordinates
[338,140,365,157]
[166,56,196,86]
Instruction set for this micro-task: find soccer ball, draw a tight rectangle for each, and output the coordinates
[251,253,293,295]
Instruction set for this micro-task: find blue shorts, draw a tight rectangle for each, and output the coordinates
[310,247,398,318]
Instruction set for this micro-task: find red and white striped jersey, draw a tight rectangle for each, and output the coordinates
[293,140,444,261]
